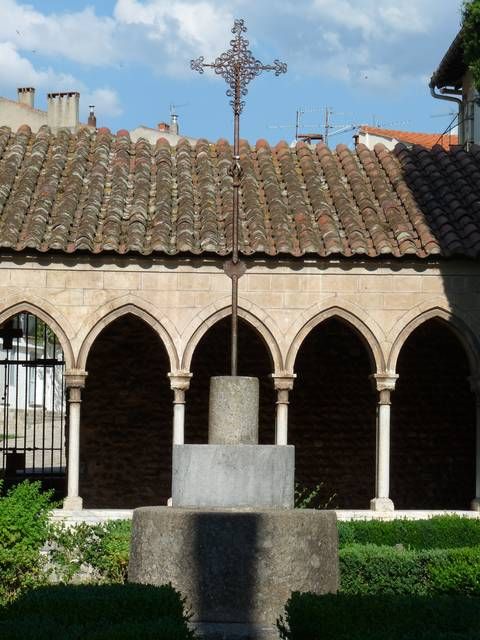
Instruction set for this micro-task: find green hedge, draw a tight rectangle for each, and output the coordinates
[338,516,480,550]
[0,584,196,640]
[277,592,480,640]
[340,544,480,596]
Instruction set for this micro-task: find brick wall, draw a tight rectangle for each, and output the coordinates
[391,319,476,509]
[80,314,172,507]
[289,318,377,509]
[186,317,276,445]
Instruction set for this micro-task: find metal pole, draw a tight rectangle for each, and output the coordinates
[231,81,241,375]
[191,19,286,376]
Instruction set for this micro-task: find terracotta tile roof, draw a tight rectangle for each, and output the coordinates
[0,124,479,259]
[360,126,458,150]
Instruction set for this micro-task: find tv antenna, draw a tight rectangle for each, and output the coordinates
[170,102,188,116]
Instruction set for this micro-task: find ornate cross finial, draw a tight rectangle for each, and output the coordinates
[191,19,287,115]
[191,19,287,375]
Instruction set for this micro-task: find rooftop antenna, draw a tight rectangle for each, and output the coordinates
[168,103,188,135]
[169,102,188,116]
[191,19,287,375]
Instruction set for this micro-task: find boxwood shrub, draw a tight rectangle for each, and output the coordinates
[339,544,480,596]
[0,583,196,640]
[277,592,480,640]
[338,516,480,550]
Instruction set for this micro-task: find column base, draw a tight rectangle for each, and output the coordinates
[63,496,83,510]
[370,497,394,512]
[471,498,480,512]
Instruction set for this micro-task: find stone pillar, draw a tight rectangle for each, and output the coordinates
[272,373,296,445]
[168,371,192,445]
[370,373,398,512]
[468,376,480,511]
[63,369,87,510]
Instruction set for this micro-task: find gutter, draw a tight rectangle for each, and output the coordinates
[429,80,462,107]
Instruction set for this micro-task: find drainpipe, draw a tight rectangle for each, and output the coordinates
[429,82,463,146]
[429,83,463,107]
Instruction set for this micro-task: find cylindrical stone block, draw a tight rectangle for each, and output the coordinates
[129,507,339,627]
[208,376,259,444]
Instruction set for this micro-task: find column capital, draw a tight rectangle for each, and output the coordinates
[168,370,193,391]
[371,373,398,393]
[271,372,296,391]
[64,369,87,389]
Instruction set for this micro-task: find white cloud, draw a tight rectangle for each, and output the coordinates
[0,41,77,89]
[0,41,122,119]
[311,0,433,37]
[0,0,117,65]
[82,87,123,119]
[0,0,462,95]
[114,0,234,65]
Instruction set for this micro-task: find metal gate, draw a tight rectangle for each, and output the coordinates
[0,312,66,491]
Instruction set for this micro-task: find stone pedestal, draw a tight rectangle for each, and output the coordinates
[129,507,339,631]
[129,375,339,638]
[172,444,294,508]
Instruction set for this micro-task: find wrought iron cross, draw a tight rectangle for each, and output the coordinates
[191,19,287,375]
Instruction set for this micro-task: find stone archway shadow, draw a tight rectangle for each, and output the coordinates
[76,297,180,372]
[285,300,387,375]
[387,301,480,376]
[181,298,284,374]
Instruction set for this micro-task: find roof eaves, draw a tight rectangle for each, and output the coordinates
[430,29,466,89]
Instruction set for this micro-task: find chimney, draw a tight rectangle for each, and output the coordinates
[170,112,179,135]
[157,122,170,132]
[47,91,80,132]
[17,87,35,108]
[88,105,97,128]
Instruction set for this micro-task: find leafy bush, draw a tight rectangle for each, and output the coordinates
[0,480,56,604]
[338,515,480,550]
[277,592,480,640]
[339,544,480,596]
[49,519,131,583]
[294,482,337,509]
[0,583,196,640]
[463,0,480,91]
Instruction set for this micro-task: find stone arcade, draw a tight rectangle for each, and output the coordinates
[0,125,479,516]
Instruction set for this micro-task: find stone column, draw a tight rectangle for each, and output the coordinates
[370,373,398,512]
[272,373,296,445]
[168,371,192,445]
[469,376,480,511]
[63,369,87,510]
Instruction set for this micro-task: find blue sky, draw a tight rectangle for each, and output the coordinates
[0,0,463,146]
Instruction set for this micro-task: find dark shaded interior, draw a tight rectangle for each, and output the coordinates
[80,314,171,508]
[391,319,475,509]
[186,316,275,445]
[289,318,376,509]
